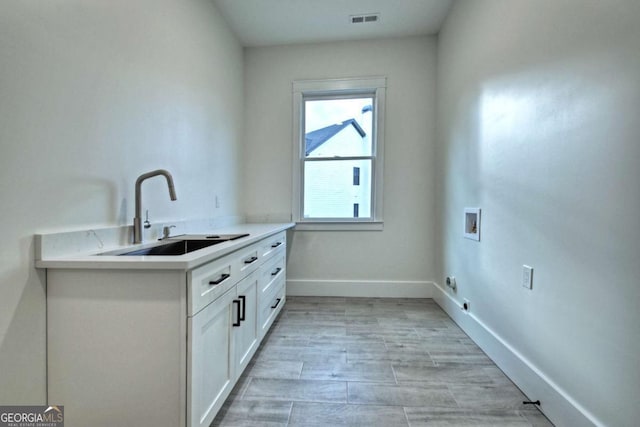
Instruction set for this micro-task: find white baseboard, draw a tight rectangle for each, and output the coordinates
[286,279,434,298]
[432,283,602,427]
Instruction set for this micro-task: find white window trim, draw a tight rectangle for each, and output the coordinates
[292,76,386,231]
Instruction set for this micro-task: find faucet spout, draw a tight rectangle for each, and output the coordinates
[133,169,177,244]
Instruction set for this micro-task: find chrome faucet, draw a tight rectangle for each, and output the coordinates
[133,169,177,243]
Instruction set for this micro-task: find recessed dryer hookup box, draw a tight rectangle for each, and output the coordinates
[464,207,481,241]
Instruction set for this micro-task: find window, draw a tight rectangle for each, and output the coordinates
[292,77,386,230]
[353,167,360,186]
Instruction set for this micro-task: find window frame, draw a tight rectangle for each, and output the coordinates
[292,77,386,231]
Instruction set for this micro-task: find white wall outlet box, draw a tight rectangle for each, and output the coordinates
[522,265,534,289]
[464,208,481,241]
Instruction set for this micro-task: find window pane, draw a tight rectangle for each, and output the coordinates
[303,159,372,219]
[305,98,373,157]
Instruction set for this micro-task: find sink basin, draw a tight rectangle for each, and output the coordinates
[181,233,250,241]
[100,233,250,256]
[119,239,224,256]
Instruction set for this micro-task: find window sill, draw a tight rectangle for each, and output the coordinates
[294,221,384,231]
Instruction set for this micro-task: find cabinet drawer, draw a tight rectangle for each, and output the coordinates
[259,254,285,297]
[258,275,285,338]
[260,231,286,262]
[189,255,235,316]
[257,254,285,338]
[233,244,261,280]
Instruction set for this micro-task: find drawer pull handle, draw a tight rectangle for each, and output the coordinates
[271,242,282,248]
[209,273,230,286]
[271,298,281,309]
[244,256,258,264]
[238,295,246,321]
[232,300,241,327]
[271,267,282,276]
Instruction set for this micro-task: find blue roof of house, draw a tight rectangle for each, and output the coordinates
[305,119,366,156]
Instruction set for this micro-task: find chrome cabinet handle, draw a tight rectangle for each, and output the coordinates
[209,273,230,286]
[244,256,258,264]
[271,298,281,309]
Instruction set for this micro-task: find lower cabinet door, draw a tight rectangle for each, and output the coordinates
[188,287,235,427]
[233,272,259,377]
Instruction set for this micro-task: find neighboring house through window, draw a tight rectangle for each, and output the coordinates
[353,166,360,186]
[292,77,386,230]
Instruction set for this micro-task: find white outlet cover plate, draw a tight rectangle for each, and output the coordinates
[522,265,534,289]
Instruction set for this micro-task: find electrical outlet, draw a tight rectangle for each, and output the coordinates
[462,298,470,312]
[522,265,533,289]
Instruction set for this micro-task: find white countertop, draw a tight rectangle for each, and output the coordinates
[36,223,294,270]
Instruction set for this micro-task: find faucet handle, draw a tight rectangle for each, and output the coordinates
[162,225,176,239]
[144,209,151,229]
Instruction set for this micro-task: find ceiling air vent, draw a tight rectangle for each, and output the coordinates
[350,13,380,24]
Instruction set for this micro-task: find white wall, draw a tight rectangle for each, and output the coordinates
[244,37,438,294]
[436,0,640,425]
[0,0,244,403]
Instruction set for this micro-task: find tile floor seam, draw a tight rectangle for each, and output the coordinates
[346,381,350,404]
[445,383,463,409]
[285,401,293,426]
[391,363,399,385]
[297,362,304,379]
[402,406,411,427]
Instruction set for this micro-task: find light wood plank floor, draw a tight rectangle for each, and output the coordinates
[212,297,553,426]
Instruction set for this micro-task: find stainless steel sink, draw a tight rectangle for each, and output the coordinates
[178,233,250,241]
[119,239,224,256]
[100,233,250,256]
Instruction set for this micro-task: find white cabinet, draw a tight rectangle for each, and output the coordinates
[258,252,286,338]
[188,271,259,427]
[46,228,288,427]
[186,232,286,427]
[233,272,259,375]
[257,231,286,338]
[188,287,235,427]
